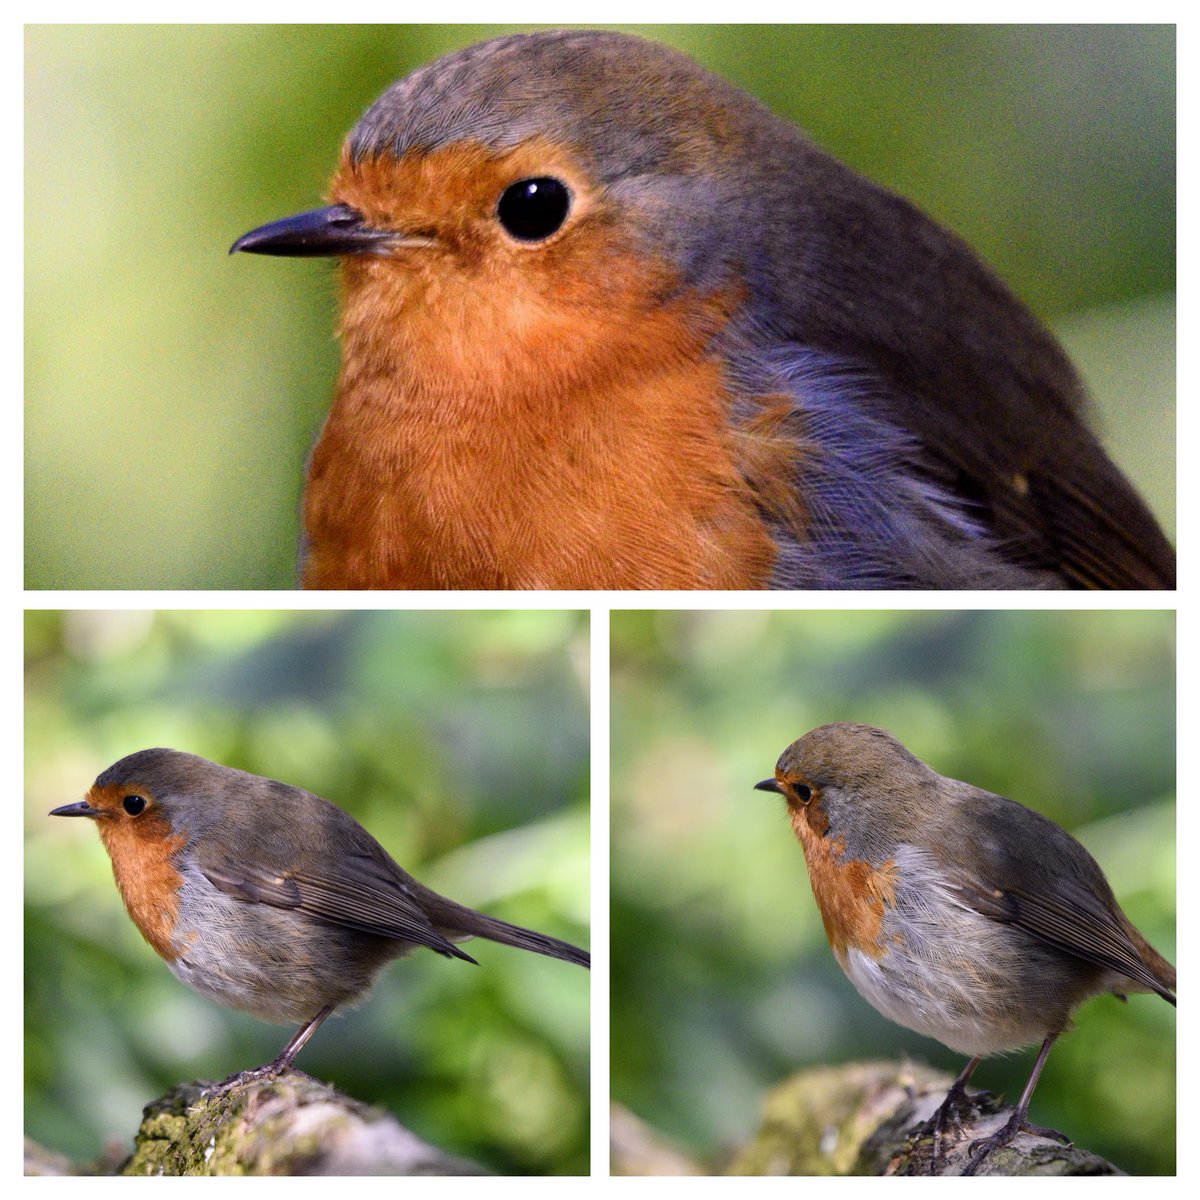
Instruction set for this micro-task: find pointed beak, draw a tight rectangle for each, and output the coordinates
[230,204,407,258]
[49,799,103,819]
[753,778,783,795]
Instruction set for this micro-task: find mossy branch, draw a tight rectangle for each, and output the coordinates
[27,1071,486,1176]
[613,1062,1126,1177]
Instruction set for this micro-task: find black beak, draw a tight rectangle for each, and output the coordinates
[49,800,102,819]
[230,204,404,258]
[753,778,783,795]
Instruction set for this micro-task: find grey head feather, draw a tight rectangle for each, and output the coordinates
[348,29,782,175]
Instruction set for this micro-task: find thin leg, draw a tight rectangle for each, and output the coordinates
[962,1033,1070,1176]
[206,1004,337,1093]
[270,1004,336,1072]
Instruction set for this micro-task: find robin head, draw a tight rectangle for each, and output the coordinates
[50,747,317,856]
[50,749,270,961]
[231,27,1091,426]
[233,30,802,425]
[754,722,941,864]
[232,30,1174,590]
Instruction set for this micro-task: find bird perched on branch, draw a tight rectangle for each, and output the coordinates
[234,30,1175,590]
[757,723,1175,1174]
[53,749,588,1079]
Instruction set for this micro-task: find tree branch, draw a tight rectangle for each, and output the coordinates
[28,1070,486,1176]
[726,1062,1123,1176]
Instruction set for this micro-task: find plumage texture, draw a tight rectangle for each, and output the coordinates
[85,748,588,1025]
[769,723,1174,1056]
[240,30,1175,589]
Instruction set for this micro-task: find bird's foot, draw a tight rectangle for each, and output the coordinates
[201,1057,299,1096]
[961,1112,1071,1176]
[919,1080,981,1174]
[930,1093,968,1171]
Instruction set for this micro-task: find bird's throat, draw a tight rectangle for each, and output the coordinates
[301,302,780,589]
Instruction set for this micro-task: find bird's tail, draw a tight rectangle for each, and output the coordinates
[1140,942,1176,1005]
[417,890,589,968]
[1122,917,1175,1004]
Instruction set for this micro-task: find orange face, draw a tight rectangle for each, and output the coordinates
[771,770,899,967]
[328,138,711,414]
[299,138,786,589]
[78,782,186,962]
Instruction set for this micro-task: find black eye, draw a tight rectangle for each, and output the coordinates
[497,177,571,241]
[122,795,146,816]
[794,783,812,803]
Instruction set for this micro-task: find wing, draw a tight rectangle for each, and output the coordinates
[736,146,1175,590]
[733,348,1174,591]
[909,411,1175,590]
[939,792,1174,1003]
[948,863,1173,1002]
[197,841,477,963]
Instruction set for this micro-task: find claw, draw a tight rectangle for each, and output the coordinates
[962,1114,1070,1175]
[919,1057,984,1174]
[930,1095,968,1170]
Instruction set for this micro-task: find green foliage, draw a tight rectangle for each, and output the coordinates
[25,610,590,1174]
[611,610,1175,1174]
[25,24,1174,587]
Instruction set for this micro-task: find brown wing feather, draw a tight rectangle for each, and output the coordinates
[952,869,1175,1003]
[199,846,476,962]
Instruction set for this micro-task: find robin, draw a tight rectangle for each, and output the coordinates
[51,748,589,1080]
[755,722,1175,1175]
[231,30,1175,591]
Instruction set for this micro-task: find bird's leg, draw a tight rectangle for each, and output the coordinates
[269,1004,337,1073]
[927,1055,981,1172]
[206,1004,337,1092]
[961,1033,1070,1176]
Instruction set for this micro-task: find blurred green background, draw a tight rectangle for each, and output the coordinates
[25,609,590,1174]
[611,610,1175,1174]
[26,24,1174,588]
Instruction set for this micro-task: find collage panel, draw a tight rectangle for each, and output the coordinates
[611,609,1175,1176]
[25,609,590,1176]
[26,24,1173,593]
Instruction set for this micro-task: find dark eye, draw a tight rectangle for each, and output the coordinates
[794,783,812,803]
[497,177,571,241]
[122,795,146,816]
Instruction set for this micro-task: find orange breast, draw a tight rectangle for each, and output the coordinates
[90,785,185,962]
[790,802,898,962]
[301,145,786,590]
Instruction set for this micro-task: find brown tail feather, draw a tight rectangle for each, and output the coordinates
[417,890,590,968]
